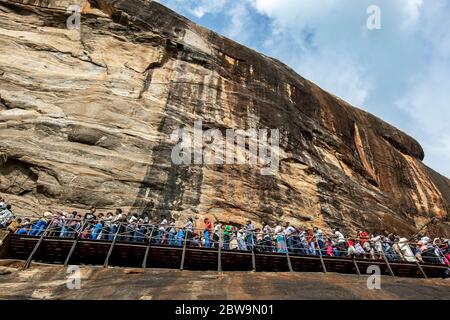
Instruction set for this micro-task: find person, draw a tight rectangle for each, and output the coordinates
[81,225,93,239]
[168,218,177,246]
[331,239,340,257]
[92,216,104,240]
[326,240,334,257]
[262,222,273,252]
[236,227,247,251]
[347,238,356,257]
[102,212,114,240]
[284,222,296,252]
[307,229,316,255]
[421,241,441,264]
[69,212,81,239]
[84,210,95,225]
[150,217,158,244]
[359,227,369,246]
[184,218,194,245]
[398,237,417,262]
[7,217,21,233]
[274,223,286,253]
[212,222,221,249]
[370,234,384,259]
[191,233,201,247]
[223,225,233,250]
[29,212,52,236]
[392,237,405,261]
[420,235,430,246]
[362,238,372,259]
[158,215,168,244]
[229,234,239,250]
[298,229,308,255]
[314,227,324,253]
[334,228,346,255]
[245,220,255,251]
[133,218,146,243]
[255,228,264,252]
[59,211,72,238]
[16,218,31,235]
[414,241,425,263]
[435,238,450,265]
[355,240,365,258]
[177,227,185,246]
[382,236,397,260]
[111,209,123,241]
[203,218,213,248]
[0,204,13,228]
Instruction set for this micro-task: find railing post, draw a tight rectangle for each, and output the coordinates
[251,234,256,272]
[217,229,223,273]
[64,220,87,267]
[142,226,155,269]
[352,256,361,276]
[251,250,257,272]
[414,260,428,279]
[381,245,395,277]
[316,240,327,273]
[179,229,188,271]
[285,235,293,272]
[24,218,53,269]
[103,222,121,268]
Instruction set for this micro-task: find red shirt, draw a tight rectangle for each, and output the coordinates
[360,231,369,245]
[204,220,213,232]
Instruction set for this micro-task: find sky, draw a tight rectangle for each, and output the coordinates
[157,0,450,178]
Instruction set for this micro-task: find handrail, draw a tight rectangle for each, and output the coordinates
[4,216,449,272]
[8,218,448,251]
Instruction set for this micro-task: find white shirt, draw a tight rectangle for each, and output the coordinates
[420,236,430,245]
[184,221,193,232]
[113,214,122,224]
[0,209,12,224]
[274,225,283,235]
[159,219,168,231]
[263,225,272,234]
[335,231,345,243]
[284,226,295,236]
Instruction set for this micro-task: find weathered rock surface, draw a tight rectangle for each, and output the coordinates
[0,0,449,236]
[0,261,448,300]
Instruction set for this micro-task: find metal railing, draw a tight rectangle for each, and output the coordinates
[3,215,449,273]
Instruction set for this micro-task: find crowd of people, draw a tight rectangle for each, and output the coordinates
[1,196,449,267]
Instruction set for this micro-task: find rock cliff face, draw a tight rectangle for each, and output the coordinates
[0,0,449,236]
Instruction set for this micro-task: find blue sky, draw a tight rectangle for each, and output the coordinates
[158,0,450,178]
